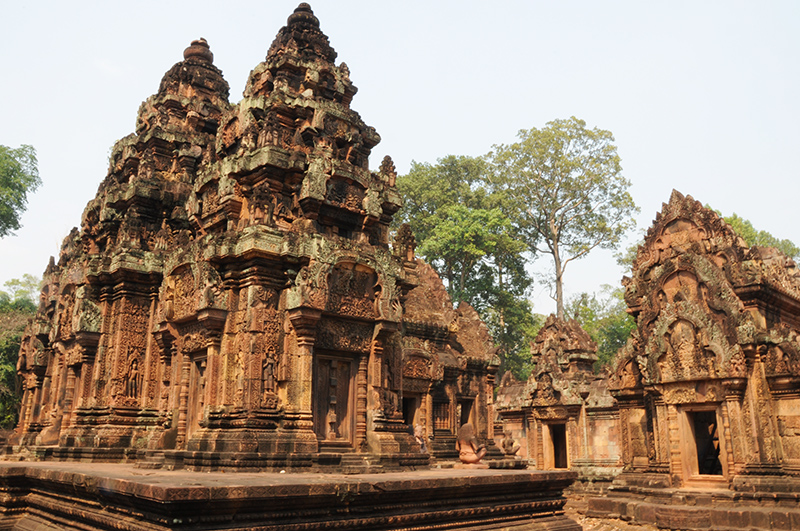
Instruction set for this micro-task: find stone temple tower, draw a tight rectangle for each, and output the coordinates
[12,4,499,470]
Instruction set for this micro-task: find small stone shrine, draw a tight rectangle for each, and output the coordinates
[495,316,620,481]
[589,190,800,529]
[10,3,499,471]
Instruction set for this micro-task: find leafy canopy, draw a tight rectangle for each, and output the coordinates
[490,117,639,319]
[0,144,41,238]
[0,276,40,429]
[723,212,800,260]
[395,155,539,379]
[565,286,635,369]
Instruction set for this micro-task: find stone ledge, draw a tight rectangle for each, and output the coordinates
[0,462,581,531]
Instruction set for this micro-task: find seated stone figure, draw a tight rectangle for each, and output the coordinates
[414,424,428,453]
[456,423,487,464]
[501,431,521,456]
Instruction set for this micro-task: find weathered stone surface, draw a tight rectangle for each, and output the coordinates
[587,189,800,527]
[9,3,499,472]
[495,315,621,484]
[0,462,580,531]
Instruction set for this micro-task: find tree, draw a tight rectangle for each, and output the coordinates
[0,274,40,305]
[722,212,800,260]
[0,144,41,238]
[0,276,39,429]
[566,286,635,369]
[490,117,639,319]
[396,155,537,378]
[395,155,488,244]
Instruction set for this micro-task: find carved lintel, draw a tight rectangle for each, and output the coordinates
[373,320,398,342]
[721,377,747,398]
[197,308,227,331]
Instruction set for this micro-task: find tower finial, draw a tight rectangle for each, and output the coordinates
[183,38,213,63]
[288,3,319,28]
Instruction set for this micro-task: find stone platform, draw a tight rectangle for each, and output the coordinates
[587,473,800,531]
[0,463,580,531]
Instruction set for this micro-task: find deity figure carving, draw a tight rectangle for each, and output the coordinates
[501,430,521,457]
[456,423,487,465]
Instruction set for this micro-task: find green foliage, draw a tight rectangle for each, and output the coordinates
[419,205,520,303]
[722,213,800,259]
[0,144,41,238]
[490,117,639,319]
[566,286,635,369]
[396,155,537,378]
[395,155,489,243]
[1,274,41,306]
[485,305,544,380]
[0,276,40,428]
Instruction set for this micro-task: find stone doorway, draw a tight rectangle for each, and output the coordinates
[403,395,421,428]
[313,354,356,447]
[686,409,723,476]
[458,399,475,428]
[545,423,569,469]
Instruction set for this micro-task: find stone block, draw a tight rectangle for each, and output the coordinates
[750,510,771,530]
[772,510,792,531]
[726,509,750,529]
[633,502,657,524]
[655,506,711,530]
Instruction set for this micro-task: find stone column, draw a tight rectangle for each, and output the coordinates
[61,365,78,432]
[666,404,682,485]
[356,355,368,450]
[287,308,321,431]
[176,353,190,448]
[722,379,746,474]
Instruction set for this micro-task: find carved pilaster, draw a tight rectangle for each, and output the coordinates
[176,354,191,448]
[287,308,321,430]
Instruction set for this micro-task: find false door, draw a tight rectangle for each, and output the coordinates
[313,355,356,446]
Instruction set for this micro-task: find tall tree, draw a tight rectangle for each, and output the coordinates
[1,274,41,305]
[395,155,537,377]
[0,144,41,238]
[490,117,639,319]
[395,155,488,243]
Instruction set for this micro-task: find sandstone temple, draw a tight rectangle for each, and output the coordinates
[495,190,800,529]
[10,4,500,471]
[5,3,800,531]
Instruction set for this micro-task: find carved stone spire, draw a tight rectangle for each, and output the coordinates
[267,3,337,64]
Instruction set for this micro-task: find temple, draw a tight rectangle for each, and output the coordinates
[588,191,800,528]
[494,315,621,500]
[10,4,499,471]
[496,190,800,526]
[9,2,800,529]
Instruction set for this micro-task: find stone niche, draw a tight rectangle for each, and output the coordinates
[9,4,500,471]
[495,315,621,491]
[588,190,800,528]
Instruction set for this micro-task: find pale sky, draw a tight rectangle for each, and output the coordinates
[1,1,798,315]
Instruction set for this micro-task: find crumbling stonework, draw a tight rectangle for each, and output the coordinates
[589,190,800,528]
[495,315,620,478]
[10,4,498,471]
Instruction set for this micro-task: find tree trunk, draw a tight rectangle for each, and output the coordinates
[554,245,564,320]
